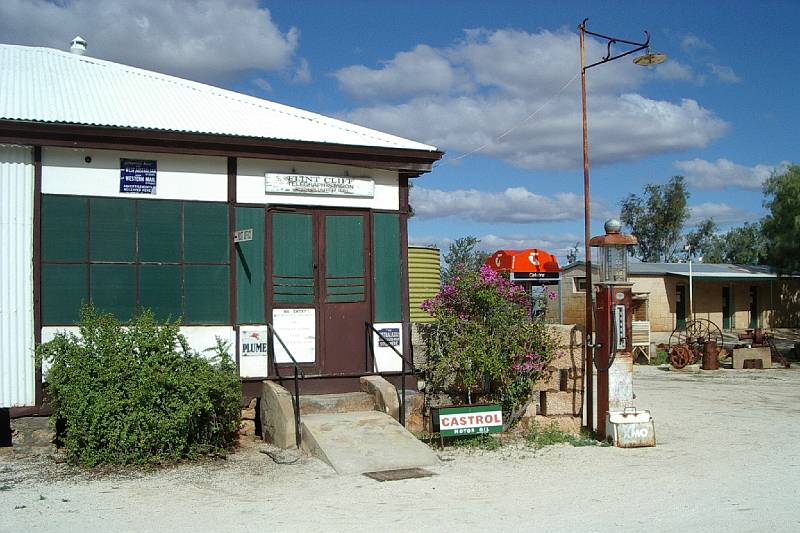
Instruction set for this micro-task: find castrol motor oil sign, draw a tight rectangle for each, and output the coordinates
[437,405,503,437]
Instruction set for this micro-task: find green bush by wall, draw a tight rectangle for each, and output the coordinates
[38,306,241,466]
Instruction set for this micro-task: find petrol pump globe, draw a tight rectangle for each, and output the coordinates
[590,219,637,285]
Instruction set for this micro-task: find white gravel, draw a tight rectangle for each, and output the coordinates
[2,365,800,532]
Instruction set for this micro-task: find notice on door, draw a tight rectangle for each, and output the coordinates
[272,308,316,363]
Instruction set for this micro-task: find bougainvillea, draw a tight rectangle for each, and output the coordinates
[420,264,558,424]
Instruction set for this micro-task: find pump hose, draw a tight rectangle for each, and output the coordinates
[590,292,617,373]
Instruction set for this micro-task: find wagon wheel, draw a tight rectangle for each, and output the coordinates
[669,344,693,369]
[668,318,725,365]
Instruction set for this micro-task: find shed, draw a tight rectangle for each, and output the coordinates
[0,42,442,413]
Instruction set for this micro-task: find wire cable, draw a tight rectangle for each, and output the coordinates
[433,71,581,168]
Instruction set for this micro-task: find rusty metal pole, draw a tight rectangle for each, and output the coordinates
[579,20,594,434]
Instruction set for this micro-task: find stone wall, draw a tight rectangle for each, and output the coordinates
[238,398,257,438]
[521,324,585,435]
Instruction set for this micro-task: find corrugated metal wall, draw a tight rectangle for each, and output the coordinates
[408,246,440,323]
[0,145,35,407]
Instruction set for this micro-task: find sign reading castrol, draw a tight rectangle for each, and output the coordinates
[437,405,503,437]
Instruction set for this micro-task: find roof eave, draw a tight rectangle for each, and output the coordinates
[0,119,444,173]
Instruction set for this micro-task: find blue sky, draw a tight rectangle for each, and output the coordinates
[2,0,797,262]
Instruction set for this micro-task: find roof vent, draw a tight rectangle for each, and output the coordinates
[70,36,87,55]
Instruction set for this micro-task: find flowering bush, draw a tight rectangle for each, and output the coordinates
[421,264,558,423]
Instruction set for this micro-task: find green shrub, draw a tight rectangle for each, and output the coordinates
[420,265,558,423]
[524,421,603,449]
[38,306,241,466]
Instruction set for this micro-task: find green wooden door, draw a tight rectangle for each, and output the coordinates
[676,285,686,330]
[320,212,369,373]
[749,286,759,329]
[722,287,732,329]
[268,210,370,374]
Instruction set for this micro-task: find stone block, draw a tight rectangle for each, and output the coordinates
[241,398,257,420]
[238,419,256,436]
[732,346,772,369]
[534,368,583,392]
[261,380,297,449]
[540,390,580,416]
[547,324,585,348]
[522,415,582,436]
[404,393,425,435]
[360,375,400,421]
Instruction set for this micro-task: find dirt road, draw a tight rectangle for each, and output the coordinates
[2,365,799,532]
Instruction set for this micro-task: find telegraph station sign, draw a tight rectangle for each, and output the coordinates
[265,172,374,197]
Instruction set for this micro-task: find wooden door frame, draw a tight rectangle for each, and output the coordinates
[317,208,373,375]
[265,206,373,377]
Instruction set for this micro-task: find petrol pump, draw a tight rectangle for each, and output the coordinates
[590,219,655,446]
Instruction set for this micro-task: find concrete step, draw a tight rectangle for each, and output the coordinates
[299,391,376,415]
[301,411,439,475]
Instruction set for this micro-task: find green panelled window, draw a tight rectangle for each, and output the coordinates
[41,195,230,325]
[90,198,135,261]
[372,213,402,322]
[324,215,365,303]
[235,207,265,323]
[272,212,314,304]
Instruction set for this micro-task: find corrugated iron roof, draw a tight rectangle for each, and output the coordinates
[0,44,437,152]
[565,261,790,279]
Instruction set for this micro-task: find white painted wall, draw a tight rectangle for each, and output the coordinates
[238,158,399,209]
[0,145,35,407]
[40,326,237,379]
[42,147,228,201]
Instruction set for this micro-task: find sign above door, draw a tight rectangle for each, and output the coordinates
[265,172,374,198]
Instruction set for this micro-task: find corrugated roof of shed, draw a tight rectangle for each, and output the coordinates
[0,44,437,152]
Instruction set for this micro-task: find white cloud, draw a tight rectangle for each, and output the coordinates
[410,186,613,223]
[689,202,755,226]
[337,29,728,170]
[652,60,705,85]
[335,44,470,100]
[291,58,312,84]
[681,34,713,53]
[252,77,272,92]
[0,0,300,82]
[675,158,790,190]
[708,64,742,83]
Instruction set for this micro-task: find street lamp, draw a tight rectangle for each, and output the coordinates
[579,18,666,434]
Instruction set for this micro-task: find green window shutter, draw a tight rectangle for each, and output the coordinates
[324,215,365,303]
[138,200,182,263]
[271,212,314,304]
[373,213,402,322]
[41,264,87,325]
[139,265,182,321]
[184,202,228,263]
[235,207,265,323]
[184,265,229,324]
[90,264,136,321]
[89,198,135,261]
[42,195,87,262]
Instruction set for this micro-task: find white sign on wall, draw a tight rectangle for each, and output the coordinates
[371,322,404,372]
[238,325,270,378]
[271,308,316,363]
[265,173,374,197]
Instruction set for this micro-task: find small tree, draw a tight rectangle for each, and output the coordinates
[620,176,690,262]
[441,236,490,284]
[763,164,800,273]
[421,265,558,425]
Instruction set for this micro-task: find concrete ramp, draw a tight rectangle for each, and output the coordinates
[301,411,438,475]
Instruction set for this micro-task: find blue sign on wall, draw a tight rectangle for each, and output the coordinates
[119,158,157,194]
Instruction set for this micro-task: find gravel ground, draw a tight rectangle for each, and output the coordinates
[2,364,800,533]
